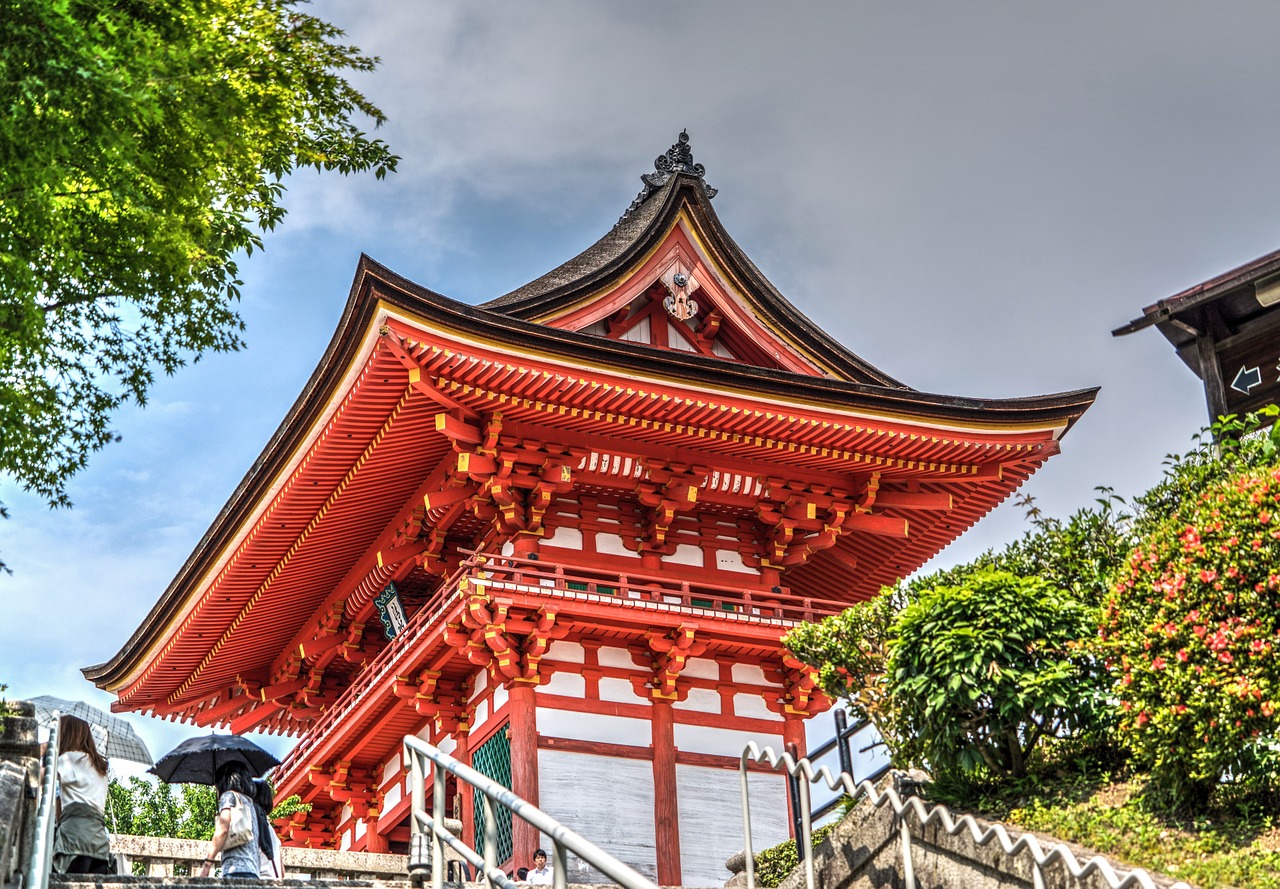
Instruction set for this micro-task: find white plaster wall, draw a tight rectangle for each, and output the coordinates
[681,657,720,680]
[732,663,771,685]
[382,753,402,783]
[735,691,775,719]
[716,549,758,574]
[541,671,586,696]
[672,723,782,758]
[471,669,489,699]
[668,544,704,566]
[676,764,789,887]
[545,526,583,548]
[545,640,585,663]
[472,698,490,732]
[536,750,657,882]
[493,683,509,713]
[382,782,402,813]
[597,646,637,669]
[537,709,652,746]
[673,686,721,714]
[599,676,647,704]
[597,533,639,558]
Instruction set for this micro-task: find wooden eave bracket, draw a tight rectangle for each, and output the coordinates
[640,624,707,701]
[380,328,480,419]
[767,655,830,718]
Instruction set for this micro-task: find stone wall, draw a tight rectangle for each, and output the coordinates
[784,796,1187,889]
[727,779,1191,889]
[0,703,41,889]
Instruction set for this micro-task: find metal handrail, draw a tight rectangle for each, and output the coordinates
[739,741,1192,889]
[23,716,59,889]
[404,735,657,889]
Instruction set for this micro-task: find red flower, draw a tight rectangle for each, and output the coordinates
[1219,651,1234,664]
[1177,649,1189,662]
[1152,656,1167,671]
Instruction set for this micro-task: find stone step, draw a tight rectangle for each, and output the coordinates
[50,880,715,889]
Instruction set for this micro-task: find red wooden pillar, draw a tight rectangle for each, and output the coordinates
[456,732,474,853]
[513,534,540,558]
[364,817,390,853]
[651,698,681,885]
[782,714,807,838]
[508,682,540,866]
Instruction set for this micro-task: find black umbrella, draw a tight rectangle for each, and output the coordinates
[150,733,280,785]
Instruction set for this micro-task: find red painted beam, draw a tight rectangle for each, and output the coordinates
[843,513,909,538]
[874,491,953,511]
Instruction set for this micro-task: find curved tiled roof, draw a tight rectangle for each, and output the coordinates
[483,134,906,388]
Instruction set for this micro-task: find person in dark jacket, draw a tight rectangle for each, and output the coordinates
[252,777,284,878]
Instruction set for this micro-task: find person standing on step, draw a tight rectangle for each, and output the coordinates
[199,761,260,879]
[527,848,553,885]
[51,715,112,875]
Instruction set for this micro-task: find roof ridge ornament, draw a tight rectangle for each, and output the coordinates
[618,130,717,224]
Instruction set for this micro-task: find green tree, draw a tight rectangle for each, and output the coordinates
[1,0,397,507]
[784,592,911,764]
[108,777,217,840]
[890,570,1104,781]
[906,490,1130,610]
[108,776,308,839]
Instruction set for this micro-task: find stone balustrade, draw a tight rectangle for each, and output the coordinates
[111,834,410,881]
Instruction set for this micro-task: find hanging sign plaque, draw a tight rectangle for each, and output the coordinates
[374,582,408,640]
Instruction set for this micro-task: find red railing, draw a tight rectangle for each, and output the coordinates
[277,551,851,780]
[461,550,850,624]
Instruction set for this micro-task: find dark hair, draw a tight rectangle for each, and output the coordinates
[251,778,275,859]
[517,868,528,880]
[533,849,546,859]
[215,761,254,798]
[58,715,108,776]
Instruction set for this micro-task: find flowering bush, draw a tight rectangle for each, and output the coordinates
[1101,462,1280,807]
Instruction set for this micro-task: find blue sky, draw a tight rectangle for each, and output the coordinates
[6,1,1280,770]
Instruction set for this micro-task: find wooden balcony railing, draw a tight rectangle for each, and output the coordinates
[277,551,852,779]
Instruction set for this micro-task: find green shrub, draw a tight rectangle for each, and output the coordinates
[890,570,1104,780]
[783,593,908,763]
[908,492,1129,611]
[1101,461,1280,808]
[751,823,835,888]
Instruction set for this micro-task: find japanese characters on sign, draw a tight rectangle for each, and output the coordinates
[374,582,407,640]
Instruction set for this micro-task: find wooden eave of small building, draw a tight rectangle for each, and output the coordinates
[1112,245,1280,373]
[482,171,905,387]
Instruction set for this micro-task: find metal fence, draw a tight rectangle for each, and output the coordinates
[404,735,657,889]
[22,717,58,889]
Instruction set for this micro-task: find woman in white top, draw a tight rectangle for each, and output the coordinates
[52,715,112,874]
